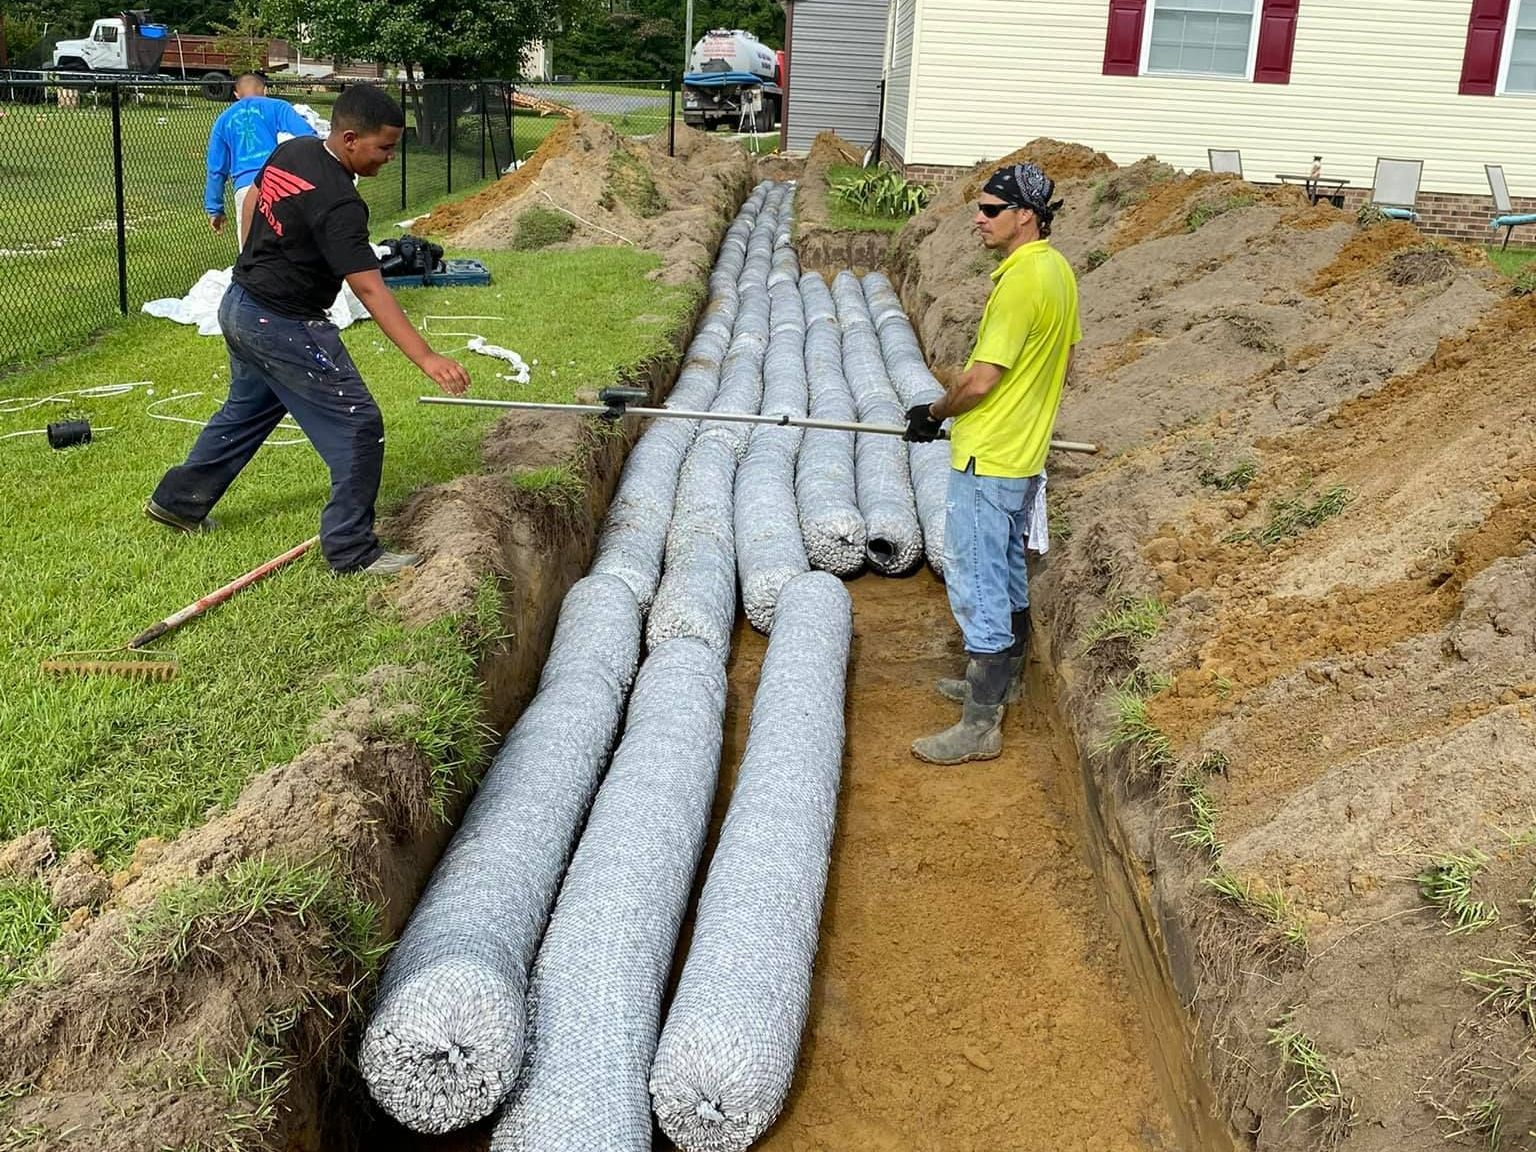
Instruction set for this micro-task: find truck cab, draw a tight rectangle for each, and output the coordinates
[52,10,169,75]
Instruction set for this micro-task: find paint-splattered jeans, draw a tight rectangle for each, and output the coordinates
[943,460,1041,655]
[152,282,385,572]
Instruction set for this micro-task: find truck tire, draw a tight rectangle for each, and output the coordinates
[702,119,719,132]
[53,60,92,89]
[201,71,233,101]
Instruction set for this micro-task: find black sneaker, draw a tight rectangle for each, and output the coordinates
[145,499,217,534]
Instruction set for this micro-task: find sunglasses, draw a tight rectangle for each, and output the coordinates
[977,202,1022,219]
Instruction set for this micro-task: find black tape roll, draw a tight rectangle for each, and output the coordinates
[46,420,92,449]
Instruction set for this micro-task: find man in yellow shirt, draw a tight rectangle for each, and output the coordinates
[905,161,1081,765]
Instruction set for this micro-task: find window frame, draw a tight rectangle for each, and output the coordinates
[1139,0,1264,82]
[1498,0,1536,95]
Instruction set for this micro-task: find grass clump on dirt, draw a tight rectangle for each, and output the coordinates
[512,463,587,517]
[1199,460,1258,492]
[1208,868,1308,950]
[0,881,62,993]
[1508,266,1536,297]
[512,206,577,250]
[1463,955,1536,1028]
[1083,248,1110,272]
[1268,1015,1354,1137]
[603,149,666,218]
[1186,193,1257,232]
[1227,485,1353,547]
[1170,754,1228,859]
[126,856,386,981]
[1417,850,1500,934]
[1388,244,1458,286]
[0,246,691,981]
[1097,682,1175,779]
[1082,595,1168,650]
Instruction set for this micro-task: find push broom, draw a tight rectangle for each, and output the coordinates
[41,536,320,682]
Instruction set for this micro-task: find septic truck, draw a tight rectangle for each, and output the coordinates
[50,8,269,99]
[682,28,783,133]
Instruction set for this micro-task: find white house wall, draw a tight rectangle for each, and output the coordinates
[904,0,1536,196]
[883,0,918,159]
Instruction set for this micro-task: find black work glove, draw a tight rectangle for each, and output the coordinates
[904,403,943,443]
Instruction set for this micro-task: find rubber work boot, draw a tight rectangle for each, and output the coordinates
[936,608,1030,704]
[145,499,217,535]
[912,653,1011,765]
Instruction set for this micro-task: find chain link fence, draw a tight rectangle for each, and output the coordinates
[0,76,679,371]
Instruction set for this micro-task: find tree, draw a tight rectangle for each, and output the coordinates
[553,1,785,81]
[210,0,269,74]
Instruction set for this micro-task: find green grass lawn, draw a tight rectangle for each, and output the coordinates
[0,98,596,369]
[1487,246,1536,276]
[823,164,915,234]
[0,245,691,980]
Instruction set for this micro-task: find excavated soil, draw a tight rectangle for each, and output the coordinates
[423,115,753,287]
[794,132,896,275]
[738,573,1178,1152]
[894,142,1536,1149]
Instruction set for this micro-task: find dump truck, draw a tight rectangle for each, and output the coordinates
[50,9,269,99]
[682,28,783,133]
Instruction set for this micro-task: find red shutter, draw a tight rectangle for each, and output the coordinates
[1459,0,1511,95]
[1253,0,1300,84]
[1103,0,1147,76]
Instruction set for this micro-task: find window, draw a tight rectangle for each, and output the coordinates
[1144,0,1257,78]
[1504,0,1536,92]
[94,24,119,42]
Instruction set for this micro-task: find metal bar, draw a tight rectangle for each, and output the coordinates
[111,83,128,315]
[445,83,453,196]
[479,82,488,181]
[418,396,1099,454]
[668,78,677,157]
[399,80,408,211]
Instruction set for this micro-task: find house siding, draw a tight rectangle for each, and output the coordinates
[786,0,891,153]
[882,0,918,160]
[901,0,1536,198]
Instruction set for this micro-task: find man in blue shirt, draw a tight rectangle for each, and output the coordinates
[205,71,317,247]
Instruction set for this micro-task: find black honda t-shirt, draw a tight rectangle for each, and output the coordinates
[234,137,379,320]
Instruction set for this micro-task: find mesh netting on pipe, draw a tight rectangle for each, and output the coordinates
[490,637,728,1152]
[833,272,922,576]
[649,571,853,1152]
[863,272,951,578]
[360,575,641,1134]
[646,430,741,663]
[796,275,865,576]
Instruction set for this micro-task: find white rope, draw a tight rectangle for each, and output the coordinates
[0,381,149,416]
[538,190,636,245]
[147,391,309,447]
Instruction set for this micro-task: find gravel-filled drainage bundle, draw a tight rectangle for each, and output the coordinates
[833,271,922,576]
[359,575,641,1134]
[490,638,727,1152]
[796,273,866,576]
[649,571,853,1152]
[862,271,951,577]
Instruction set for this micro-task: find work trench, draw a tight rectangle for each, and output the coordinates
[348,180,1224,1152]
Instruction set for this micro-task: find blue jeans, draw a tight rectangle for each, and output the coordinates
[152,283,385,572]
[943,462,1040,655]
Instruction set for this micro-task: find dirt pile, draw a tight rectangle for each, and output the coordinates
[423,114,752,286]
[895,143,1536,1148]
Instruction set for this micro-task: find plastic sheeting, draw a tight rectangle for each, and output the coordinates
[360,576,641,1134]
[142,266,371,336]
[650,571,853,1152]
[491,638,727,1152]
[863,271,951,577]
[833,272,922,576]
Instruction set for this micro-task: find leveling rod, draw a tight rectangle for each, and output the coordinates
[419,391,1100,455]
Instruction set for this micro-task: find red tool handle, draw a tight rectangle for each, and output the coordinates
[128,536,320,650]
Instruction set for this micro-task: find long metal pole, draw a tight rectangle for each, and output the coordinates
[418,395,1099,454]
[685,0,694,72]
[111,83,129,315]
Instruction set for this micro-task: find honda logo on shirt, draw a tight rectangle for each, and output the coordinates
[255,167,316,237]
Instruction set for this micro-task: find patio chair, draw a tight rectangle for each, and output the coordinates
[1208,148,1243,178]
[1486,164,1536,251]
[1367,158,1422,222]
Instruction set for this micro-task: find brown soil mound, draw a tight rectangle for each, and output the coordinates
[807,130,861,169]
[892,140,1533,1150]
[961,137,1117,200]
[427,114,752,286]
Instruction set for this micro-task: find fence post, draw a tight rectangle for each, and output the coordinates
[668,78,677,158]
[111,83,128,316]
[479,83,488,181]
[445,86,453,196]
[400,80,408,212]
[509,84,517,169]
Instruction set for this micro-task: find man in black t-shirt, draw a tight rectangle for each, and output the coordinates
[147,84,471,575]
